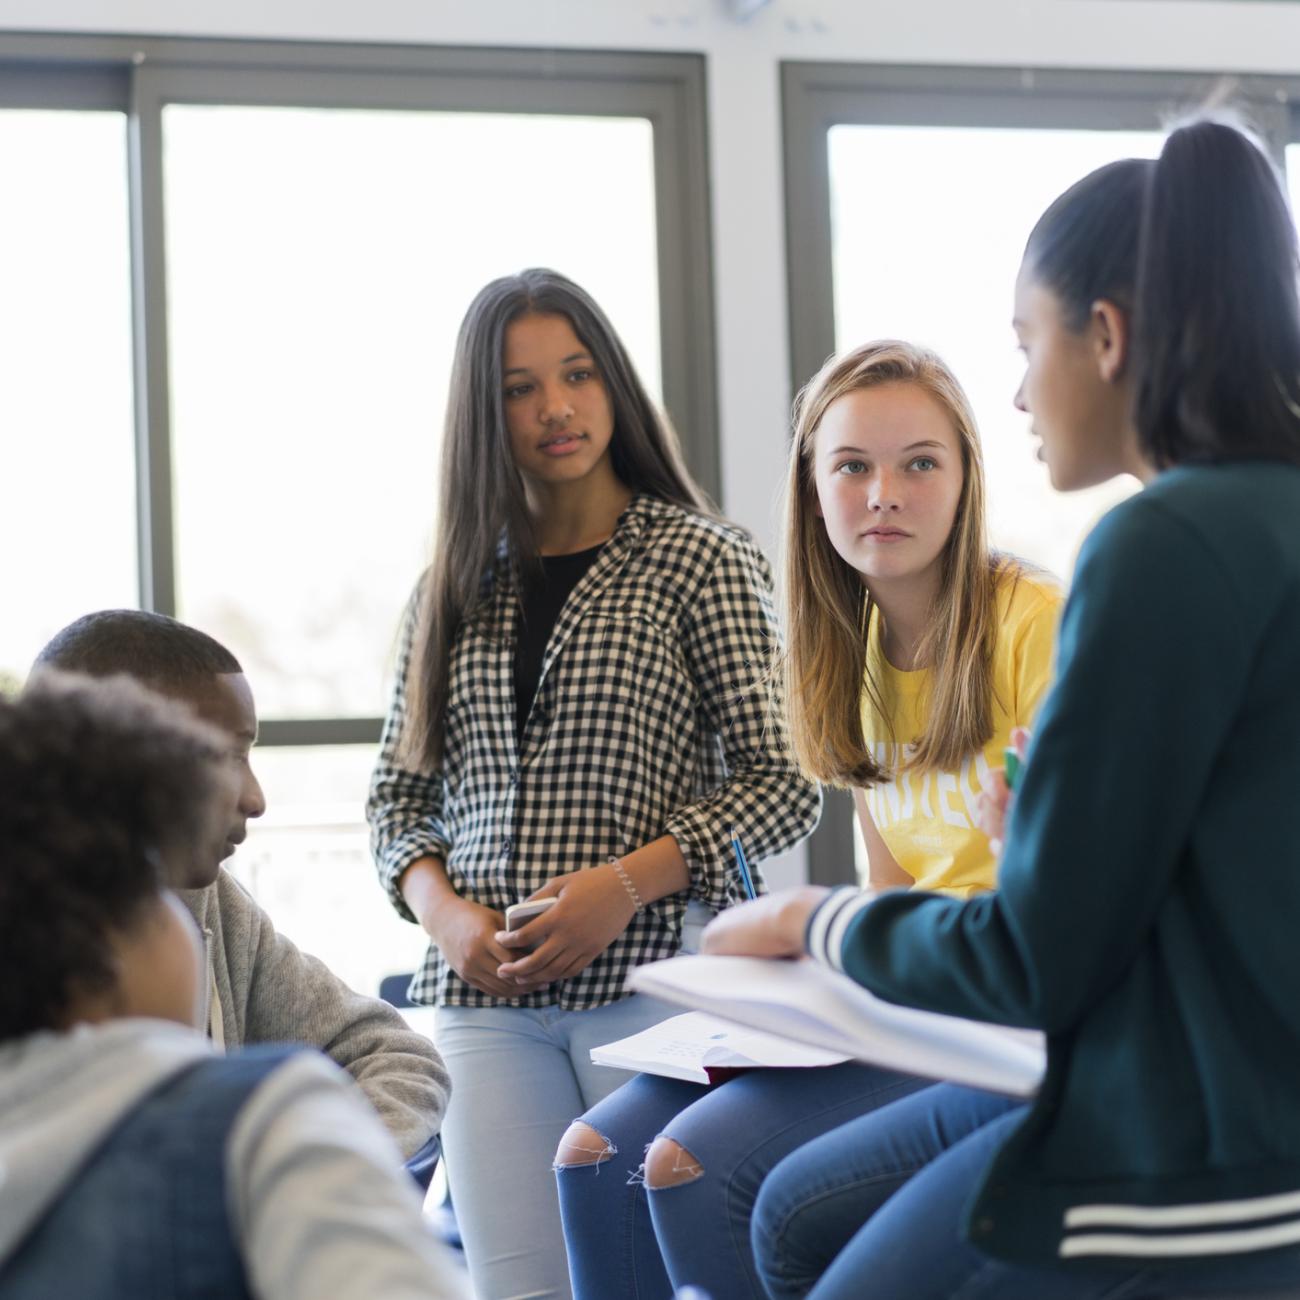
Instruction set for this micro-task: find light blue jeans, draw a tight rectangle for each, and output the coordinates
[435,996,675,1300]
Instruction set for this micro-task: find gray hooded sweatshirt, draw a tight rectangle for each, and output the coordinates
[181,868,449,1159]
[0,1019,465,1298]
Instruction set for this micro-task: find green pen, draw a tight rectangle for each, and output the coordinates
[1003,746,1022,791]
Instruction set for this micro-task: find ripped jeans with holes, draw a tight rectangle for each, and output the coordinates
[553,1061,929,1299]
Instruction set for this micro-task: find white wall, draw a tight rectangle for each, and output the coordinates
[6,0,1298,885]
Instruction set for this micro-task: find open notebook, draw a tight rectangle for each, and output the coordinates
[591,1011,849,1084]
[627,954,1045,1097]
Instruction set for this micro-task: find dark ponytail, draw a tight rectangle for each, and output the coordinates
[1023,157,1151,330]
[1134,120,1300,466]
[1025,115,1300,468]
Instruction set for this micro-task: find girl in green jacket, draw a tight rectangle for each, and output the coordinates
[706,114,1300,1298]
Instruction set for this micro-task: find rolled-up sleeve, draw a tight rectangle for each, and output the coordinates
[367,589,452,924]
[663,534,822,909]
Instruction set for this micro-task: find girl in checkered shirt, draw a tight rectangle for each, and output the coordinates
[366,268,820,1299]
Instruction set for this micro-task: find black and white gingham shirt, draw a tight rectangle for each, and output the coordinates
[368,493,822,1009]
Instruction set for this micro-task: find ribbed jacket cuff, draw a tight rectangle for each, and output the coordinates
[806,887,876,972]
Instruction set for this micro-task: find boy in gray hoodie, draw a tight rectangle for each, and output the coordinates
[0,674,464,1298]
[31,610,449,1168]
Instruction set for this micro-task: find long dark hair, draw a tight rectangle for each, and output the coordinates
[1024,114,1300,470]
[401,268,714,771]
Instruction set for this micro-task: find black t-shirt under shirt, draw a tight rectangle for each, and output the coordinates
[513,543,604,742]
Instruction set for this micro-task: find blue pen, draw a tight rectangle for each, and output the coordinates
[730,828,758,900]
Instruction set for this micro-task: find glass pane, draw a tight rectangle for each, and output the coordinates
[829,124,1163,581]
[0,110,136,690]
[164,106,660,719]
[225,744,429,999]
[1284,143,1300,240]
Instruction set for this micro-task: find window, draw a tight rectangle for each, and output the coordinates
[0,107,135,689]
[164,105,660,720]
[783,64,1293,884]
[4,37,715,988]
[223,745,429,1000]
[1285,142,1300,242]
[828,123,1160,581]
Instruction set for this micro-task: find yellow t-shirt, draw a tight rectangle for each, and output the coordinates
[860,568,1063,898]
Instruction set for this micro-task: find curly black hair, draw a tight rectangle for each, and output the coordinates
[0,673,229,1041]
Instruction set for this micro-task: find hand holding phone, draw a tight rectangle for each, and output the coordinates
[505,896,558,931]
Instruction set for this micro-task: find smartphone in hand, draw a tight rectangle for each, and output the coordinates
[505,897,558,931]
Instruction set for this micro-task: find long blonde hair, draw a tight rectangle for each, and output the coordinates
[782,340,1010,788]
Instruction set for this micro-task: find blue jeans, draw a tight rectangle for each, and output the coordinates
[555,1061,928,1299]
[754,1083,1300,1300]
[435,996,675,1300]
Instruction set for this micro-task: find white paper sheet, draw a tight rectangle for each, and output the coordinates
[591,1010,849,1083]
[630,955,1045,1097]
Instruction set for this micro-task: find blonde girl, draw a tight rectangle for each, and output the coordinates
[555,340,1061,1299]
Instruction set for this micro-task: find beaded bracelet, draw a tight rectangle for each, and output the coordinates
[608,855,645,914]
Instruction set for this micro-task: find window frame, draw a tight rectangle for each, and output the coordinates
[1,33,718,746]
[782,61,1297,884]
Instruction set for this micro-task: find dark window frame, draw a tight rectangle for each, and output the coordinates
[782,61,1297,883]
[2,33,718,747]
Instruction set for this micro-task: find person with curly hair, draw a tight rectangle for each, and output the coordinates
[0,674,464,1299]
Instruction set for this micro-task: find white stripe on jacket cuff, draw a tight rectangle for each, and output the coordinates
[806,888,875,972]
